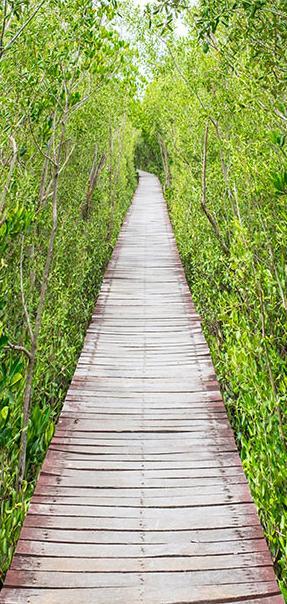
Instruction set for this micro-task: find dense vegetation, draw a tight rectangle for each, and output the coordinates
[0,0,286,600]
[138,0,287,597]
[0,0,137,579]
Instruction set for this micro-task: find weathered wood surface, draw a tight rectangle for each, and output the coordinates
[1,172,283,603]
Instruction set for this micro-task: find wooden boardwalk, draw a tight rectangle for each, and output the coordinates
[2,172,283,603]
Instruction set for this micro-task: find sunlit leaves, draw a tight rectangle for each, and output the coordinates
[0,0,138,582]
[139,3,287,591]
[270,130,286,149]
[272,170,287,196]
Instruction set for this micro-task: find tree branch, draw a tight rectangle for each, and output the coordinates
[5,341,32,360]
[38,138,52,210]
[27,114,57,167]
[201,122,229,256]
[17,104,68,490]
[82,145,106,219]
[0,0,8,58]
[0,135,18,217]
[2,0,47,57]
[158,133,171,190]
[20,235,34,341]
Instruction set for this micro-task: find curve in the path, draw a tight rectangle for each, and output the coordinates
[1,172,283,603]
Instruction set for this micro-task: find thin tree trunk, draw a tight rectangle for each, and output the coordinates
[38,138,52,210]
[1,0,47,59]
[0,0,8,59]
[201,123,229,256]
[106,125,114,242]
[106,118,126,242]
[158,134,171,190]
[82,145,106,220]
[17,112,65,489]
[0,135,17,222]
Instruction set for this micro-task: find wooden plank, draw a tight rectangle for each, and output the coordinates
[39,467,245,479]
[33,484,252,498]
[4,568,277,588]
[27,501,256,516]
[2,171,282,603]
[16,538,269,557]
[0,585,283,604]
[24,512,260,531]
[10,552,272,572]
[36,475,248,489]
[18,525,267,545]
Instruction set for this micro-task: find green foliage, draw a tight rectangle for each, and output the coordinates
[139,2,287,597]
[0,0,137,581]
[1,1,287,599]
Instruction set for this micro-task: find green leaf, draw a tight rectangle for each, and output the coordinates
[1,406,9,421]
[0,334,8,348]
[10,372,23,386]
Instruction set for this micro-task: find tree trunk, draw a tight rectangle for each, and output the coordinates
[81,145,106,220]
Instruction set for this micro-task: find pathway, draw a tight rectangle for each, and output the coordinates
[1,172,283,603]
